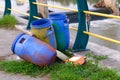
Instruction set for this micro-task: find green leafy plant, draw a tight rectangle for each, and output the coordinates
[0,14,18,29]
[93,55,108,61]
[0,59,120,80]
[86,53,108,60]
[62,48,73,57]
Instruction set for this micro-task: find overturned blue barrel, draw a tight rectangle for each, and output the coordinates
[30,18,56,49]
[11,33,56,67]
[49,13,70,51]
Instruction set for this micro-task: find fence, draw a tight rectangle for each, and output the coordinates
[1,0,120,51]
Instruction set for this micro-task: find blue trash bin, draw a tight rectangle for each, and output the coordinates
[30,18,56,49]
[11,33,56,67]
[49,13,70,51]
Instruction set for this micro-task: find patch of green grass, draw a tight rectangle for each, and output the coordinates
[0,14,18,29]
[86,53,108,60]
[0,60,50,77]
[51,60,120,80]
[61,48,73,57]
[93,55,108,60]
[0,59,120,80]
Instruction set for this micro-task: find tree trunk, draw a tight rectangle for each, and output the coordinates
[94,0,119,16]
[37,0,48,18]
[104,0,119,15]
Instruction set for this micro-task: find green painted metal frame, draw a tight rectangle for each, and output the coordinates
[4,0,11,15]
[27,0,38,30]
[72,0,89,52]
[3,0,89,51]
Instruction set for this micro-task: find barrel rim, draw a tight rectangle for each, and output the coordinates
[11,33,25,54]
[49,13,66,20]
[30,18,51,29]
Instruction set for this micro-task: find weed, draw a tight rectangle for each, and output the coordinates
[86,52,108,61]
[93,55,108,60]
[61,48,73,57]
[85,52,92,58]
[0,14,18,29]
[0,59,120,80]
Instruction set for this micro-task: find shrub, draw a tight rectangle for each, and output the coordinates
[0,14,18,29]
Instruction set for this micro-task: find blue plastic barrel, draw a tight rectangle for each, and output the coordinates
[49,13,70,51]
[30,18,56,49]
[11,33,56,67]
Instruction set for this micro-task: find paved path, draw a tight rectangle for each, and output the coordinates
[0,29,20,57]
[0,71,49,80]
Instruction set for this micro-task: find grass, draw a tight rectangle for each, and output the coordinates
[0,14,18,29]
[61,48,73,57]
[0,53,120,80]
[86,52,108,60]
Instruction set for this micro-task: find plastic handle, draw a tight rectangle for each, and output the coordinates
[46,30,53,38]
[19,38,26,44]
[64,20,68,27]
[64,20,68,24]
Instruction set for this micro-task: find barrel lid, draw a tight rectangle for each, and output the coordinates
[30,18,51,29]
[49,13,66,20]
[11,33,25,54]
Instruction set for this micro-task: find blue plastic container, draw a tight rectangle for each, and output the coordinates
[30,18,56,49]
[11,33,56,67]
[49,13,70,51]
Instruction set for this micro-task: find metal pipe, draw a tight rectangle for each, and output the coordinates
[0,6,4,8]
[83,31,120,44]
[17,0,28,3]
[7,8,41,19]
[70,27,120,44]
[32,2,78,12]
[83,11,120,19]
[4,0,120,44]
[17,0,120,20]
[7,8,29,16]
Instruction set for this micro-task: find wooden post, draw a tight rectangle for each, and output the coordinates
[94,0,119,16]
[37,0,48,18]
